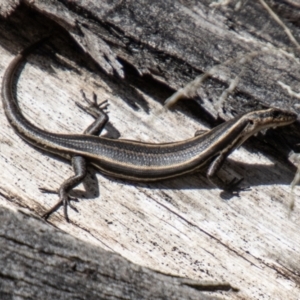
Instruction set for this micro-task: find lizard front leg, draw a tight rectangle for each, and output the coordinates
[207,151,244,193]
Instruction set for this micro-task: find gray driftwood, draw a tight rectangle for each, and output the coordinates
[0,1,300,299]
[0,205,224,299]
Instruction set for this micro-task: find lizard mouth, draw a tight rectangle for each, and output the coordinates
[265,109,297,126]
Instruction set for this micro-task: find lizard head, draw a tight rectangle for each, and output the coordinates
[243,108,297,134]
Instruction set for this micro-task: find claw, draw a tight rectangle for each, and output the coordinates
[41,188,79,222]
[93,92,97,104]
[68,200,79,212]
[76,91,110,118]
[81,89,93,105]
[98,100,109,111]
[39,187,57,194]
[224,177,247,193]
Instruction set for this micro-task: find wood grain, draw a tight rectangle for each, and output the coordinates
[0,1,300,299]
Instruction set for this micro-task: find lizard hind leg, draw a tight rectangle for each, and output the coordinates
[41,155,87,222]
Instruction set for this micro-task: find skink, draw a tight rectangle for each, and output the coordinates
[1,39,297,221]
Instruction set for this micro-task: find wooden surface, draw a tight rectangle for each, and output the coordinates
[0,1,300,299]
[0,204,223,299]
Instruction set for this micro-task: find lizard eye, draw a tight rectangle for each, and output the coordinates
[249,119,254,125]
[272,110,280,118]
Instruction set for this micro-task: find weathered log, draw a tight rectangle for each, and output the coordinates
[0,1,300,299]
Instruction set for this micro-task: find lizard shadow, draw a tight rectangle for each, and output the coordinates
[50,157,296,204]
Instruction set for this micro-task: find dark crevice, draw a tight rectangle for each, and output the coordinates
[182,282,239,292]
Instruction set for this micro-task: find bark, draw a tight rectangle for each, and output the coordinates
[0,1,300,299]
[0,205,224,299]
